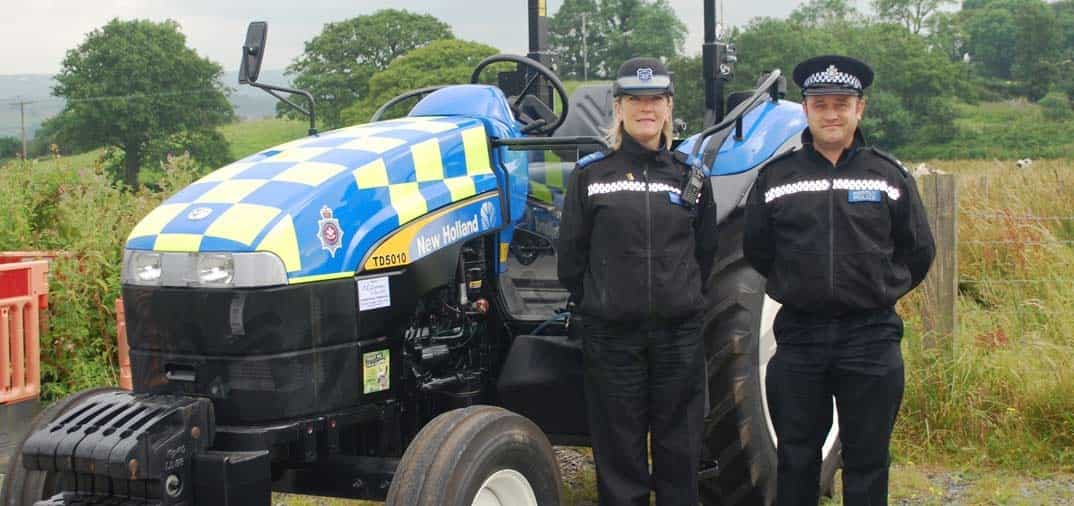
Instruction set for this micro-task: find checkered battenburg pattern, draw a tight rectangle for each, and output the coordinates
[803,65,863,90]
[125,116,498,282]
[764,178,901,204]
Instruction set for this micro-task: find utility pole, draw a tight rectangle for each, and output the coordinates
[581,12,588,81]
[19,99,27,160]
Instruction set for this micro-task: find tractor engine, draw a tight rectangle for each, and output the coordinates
[402,239,491,419]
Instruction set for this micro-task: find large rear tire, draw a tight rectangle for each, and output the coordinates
[1,387,122,506]
[699,216,841,506]
[385,405,561,506]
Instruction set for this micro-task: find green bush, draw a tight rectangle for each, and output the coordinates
[861,90,914,150]
[1039,91,1073,121]
[0,155,200,400]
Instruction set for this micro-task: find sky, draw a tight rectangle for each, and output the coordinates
[0,0,821,76]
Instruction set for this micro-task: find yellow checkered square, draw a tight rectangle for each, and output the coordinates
[198,162,255,183]
[389,183,427,224]
[546,164,565,189]
[153,234,202,252]
[339,136,407,154]
[461,127,493,175]
[195,180,268,204]
[354,159,390,189]
[255,214,301,273]
[443,176,477,202]
[268,147,332,162]
[273,162,347,187]
[411,139,445,182]
[204,204,282,246]
[127,203,188,240]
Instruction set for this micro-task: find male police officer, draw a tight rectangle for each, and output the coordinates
[743,55,935,505]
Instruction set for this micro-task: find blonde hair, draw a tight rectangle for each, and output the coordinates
[604,96,674,151]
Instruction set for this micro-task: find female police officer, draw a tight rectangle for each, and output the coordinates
[558,57,718,506]
[744,55,935,505]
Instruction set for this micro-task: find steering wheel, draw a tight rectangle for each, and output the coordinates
[470,54,570,135]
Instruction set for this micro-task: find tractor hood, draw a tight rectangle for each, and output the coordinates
[125,115,501,284]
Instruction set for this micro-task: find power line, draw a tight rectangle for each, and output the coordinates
[3,87,228,107]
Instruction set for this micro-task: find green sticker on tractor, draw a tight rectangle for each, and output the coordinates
[363,350,390,394]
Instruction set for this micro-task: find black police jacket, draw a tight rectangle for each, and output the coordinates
[743,129,935,316]
[557,133,719,322]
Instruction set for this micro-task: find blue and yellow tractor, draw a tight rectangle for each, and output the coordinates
[2,1,842,504]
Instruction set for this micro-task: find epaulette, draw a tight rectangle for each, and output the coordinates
[868,147,910,176]
[671,151,710,176]
[760,146,799,172]
[575,150,608,169]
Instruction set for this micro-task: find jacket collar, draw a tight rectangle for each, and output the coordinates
[619,132,673,163]
[801,127,865,167]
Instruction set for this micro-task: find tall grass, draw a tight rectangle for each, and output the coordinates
[894,158,1074,472]
[0,155,200,399]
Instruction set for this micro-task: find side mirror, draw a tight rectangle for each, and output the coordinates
[239,21,268,84]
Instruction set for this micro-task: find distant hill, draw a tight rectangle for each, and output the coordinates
[0,70,289,139]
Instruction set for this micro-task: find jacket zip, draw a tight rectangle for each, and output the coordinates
[644,166,653,316]
[828,164,835,301]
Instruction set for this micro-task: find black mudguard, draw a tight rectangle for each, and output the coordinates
[496,334,589,440]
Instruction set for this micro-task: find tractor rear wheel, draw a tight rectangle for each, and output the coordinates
[385,405,561,506]
[699,216,841,506]
[1,387,123,506]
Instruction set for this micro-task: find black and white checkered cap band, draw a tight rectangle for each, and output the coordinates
[615,75,673,92]
[803,65,862,91]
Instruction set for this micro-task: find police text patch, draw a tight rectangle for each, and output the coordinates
[848,190,883,203]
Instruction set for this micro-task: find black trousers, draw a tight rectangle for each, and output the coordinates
[766,307,905,506]
[580,316,706,506]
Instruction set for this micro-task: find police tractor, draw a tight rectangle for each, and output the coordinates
[1,1,840,504]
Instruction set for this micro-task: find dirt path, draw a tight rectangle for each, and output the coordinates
[4,453,1071,505]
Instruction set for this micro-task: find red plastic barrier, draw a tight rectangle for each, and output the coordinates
[0,260,47,404]
[0,251,64,265]
[115,298,132,390]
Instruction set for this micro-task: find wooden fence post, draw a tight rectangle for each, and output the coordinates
[917,174,957,350]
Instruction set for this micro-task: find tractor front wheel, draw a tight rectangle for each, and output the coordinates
[385,405,561,506]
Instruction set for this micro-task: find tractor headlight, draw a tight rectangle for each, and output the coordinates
[122,250,288,288]
[197,254,234,286]
[128,251,163,285]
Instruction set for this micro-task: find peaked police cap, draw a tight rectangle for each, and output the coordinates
[792,55,874,96]
[613,57,675,97]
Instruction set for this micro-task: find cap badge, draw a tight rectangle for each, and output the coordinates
[826,64,839,76]
[637,67,654,81]
[317,205,344,257]
[187,207,213,221]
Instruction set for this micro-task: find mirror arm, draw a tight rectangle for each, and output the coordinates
[249,81,318,136]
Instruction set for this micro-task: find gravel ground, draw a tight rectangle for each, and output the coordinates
[4,455,1072,505]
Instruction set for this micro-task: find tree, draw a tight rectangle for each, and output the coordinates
[548,0,604,79]
[667,55,703,134]
[53,19,233,186]
[284,10,453,128]
[339,40,500,125]
[601,0,686,71]
[788,0,862,27]
[925,11,967,62]
[0,136,20,159]
[872,0,954,34]
[963,6,1018,78]
[548,0,686,80]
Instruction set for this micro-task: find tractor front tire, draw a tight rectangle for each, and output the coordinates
[1,387,123,506]
[385,405,562,506]
[699,216,841,506]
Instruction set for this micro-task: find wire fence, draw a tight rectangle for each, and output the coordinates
[955,202,1074,287]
